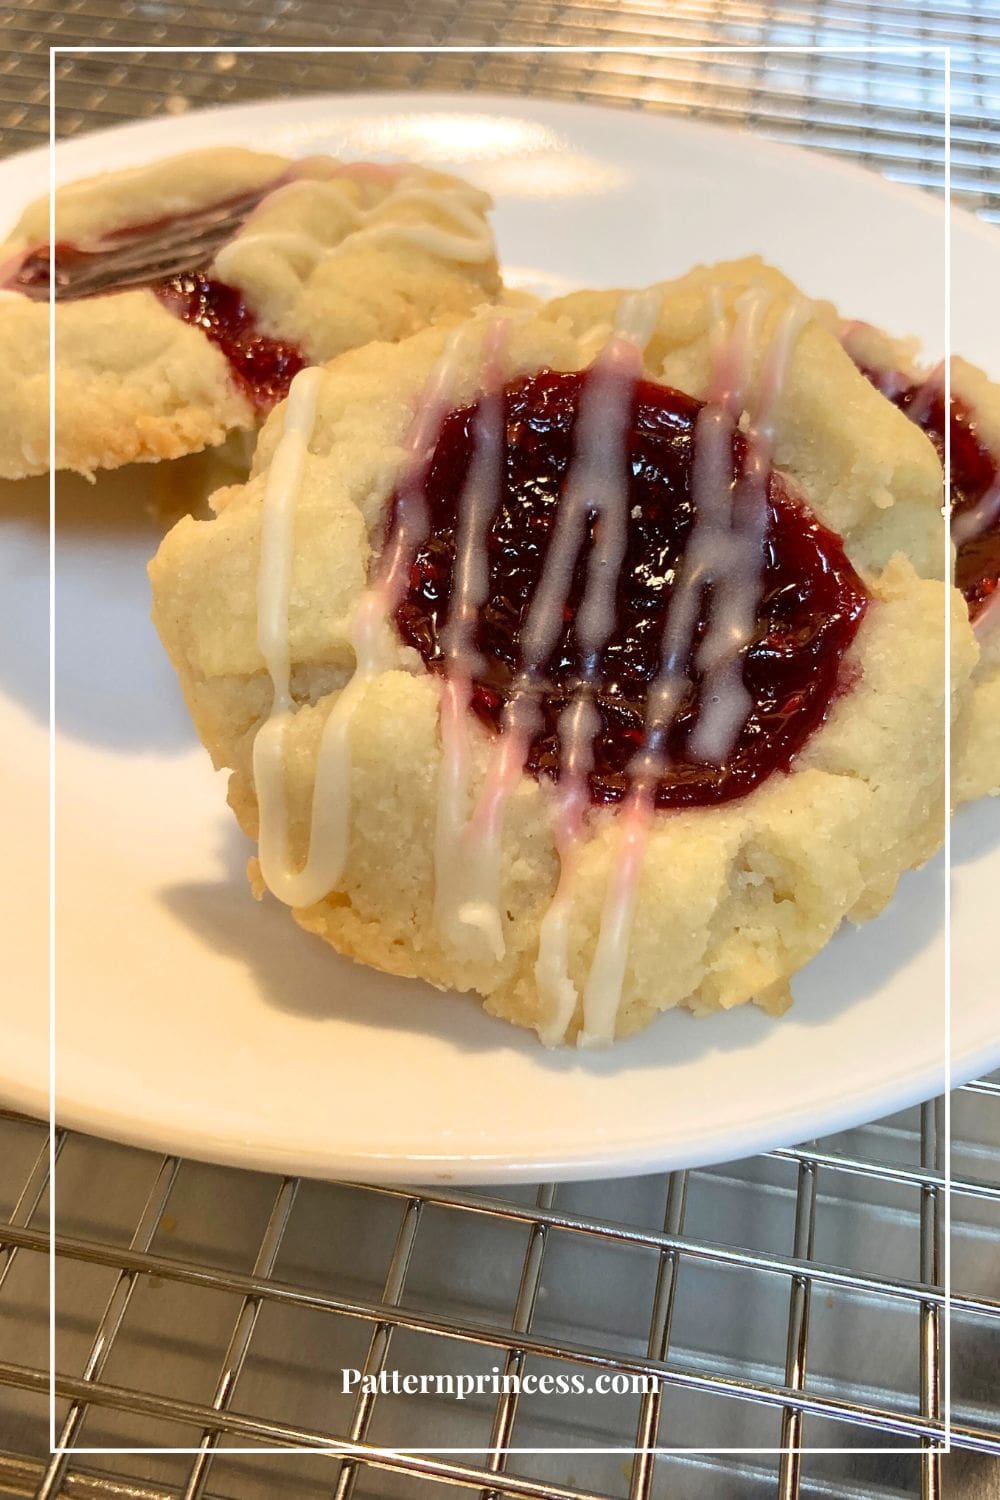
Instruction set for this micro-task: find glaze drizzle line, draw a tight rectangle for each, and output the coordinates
[254,365,325,902]
[529,291,664,1040]
[255,320,481,906]
[437,292,664,977]
[213,178,495,282]
[579,288,812,1046]
[434,317,512,958]
[842,331,1000,626]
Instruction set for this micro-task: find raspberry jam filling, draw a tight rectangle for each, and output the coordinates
[3,181,305,409]
[155,273,305,410]
[393,369,869,810]
[857,364,1000,621]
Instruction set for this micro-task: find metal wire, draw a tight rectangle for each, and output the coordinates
[0,4,997,221]
[776,1161,816,1498]
[2,1083,1000,1496]
[0,10,998,1500]
[332,1193,424,1500]
[627,1172,688,1499]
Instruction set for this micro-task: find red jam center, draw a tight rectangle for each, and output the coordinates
[857,364,999,621]
[393,370,869,809]
[4,182,305,410]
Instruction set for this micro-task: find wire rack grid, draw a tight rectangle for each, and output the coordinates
[0,11,999,1500]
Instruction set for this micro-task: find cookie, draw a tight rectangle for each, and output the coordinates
[0,146,499,479]
[837,318,999,801]
[151,265,969,1046]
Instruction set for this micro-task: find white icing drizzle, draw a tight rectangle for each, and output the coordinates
[947,366,1000,570]
[213,173,493,283]
[857,354,1000,621]
[348,185,495,265]
[214,229,329,278]
[835,341,1000,598]
[690,293,813,763]
[953,475,1000,550]
[254,366,327,905]
[254,323,473,908]
[838,320,912,401]
[532,289,663,1043]
[578,287,812,1047]
[433,316,511,958]
[877,359,1000,629]
[445,293,663,981]
[905,359,944,428]
[429,293,663,981]
[577,791,654,1043]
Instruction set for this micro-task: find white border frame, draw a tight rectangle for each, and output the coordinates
[44,38,953,1464]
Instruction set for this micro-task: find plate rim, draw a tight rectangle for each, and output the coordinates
[0,1020,979,1185]
[4,88,997,1182]
[12,86,998,251]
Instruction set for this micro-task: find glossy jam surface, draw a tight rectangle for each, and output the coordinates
[4,181,305,409]
[156,273,305,409]
[859,364,1000,620]
[393,369,869,808]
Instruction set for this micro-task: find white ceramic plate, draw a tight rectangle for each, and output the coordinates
[2,93,998,1183]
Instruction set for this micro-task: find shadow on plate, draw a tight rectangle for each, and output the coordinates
[53,434,251,539]
[159,817,943,1077]
[952,794,1000,865]
[0,475,49,725]
[0,441,251,748]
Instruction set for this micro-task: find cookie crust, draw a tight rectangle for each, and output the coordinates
[835,315,999,801]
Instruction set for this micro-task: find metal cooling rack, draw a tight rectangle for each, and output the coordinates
[1,10,999,1498]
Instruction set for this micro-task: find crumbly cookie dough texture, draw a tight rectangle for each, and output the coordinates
[0,147,500,480]
[151,261,970,1044]
[832,311,999,802]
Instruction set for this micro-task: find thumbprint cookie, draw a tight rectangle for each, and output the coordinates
[0,146,499,479]
[151,268,972,1045]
